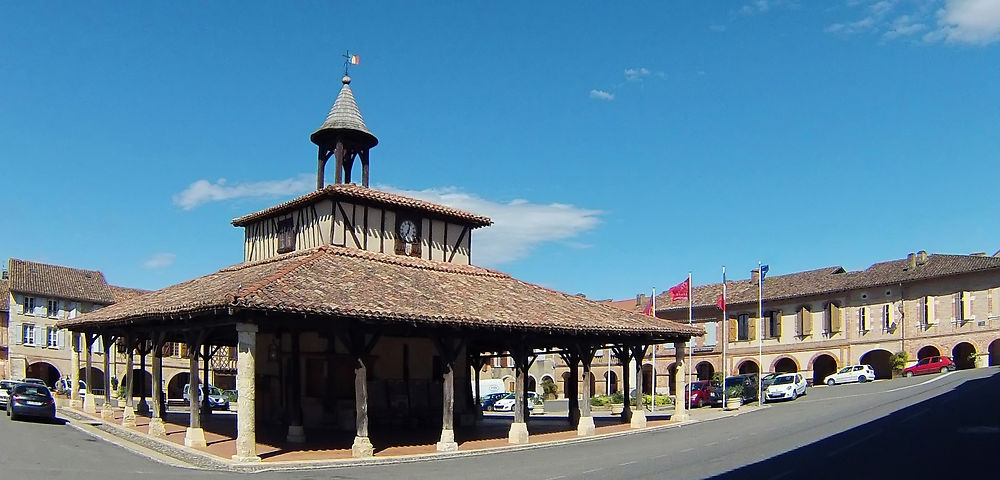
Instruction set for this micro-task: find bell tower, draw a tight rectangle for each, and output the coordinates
[310,75,378,189]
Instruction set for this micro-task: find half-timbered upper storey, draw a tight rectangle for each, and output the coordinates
[232,183,492,264]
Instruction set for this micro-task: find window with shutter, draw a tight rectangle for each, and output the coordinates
[748,316,757,341]
[736,314,749,341]
[12,323,22,345]
[705,322,718,346]
[728,317,738,342]
[925,296,937,325]
[798,307,812,336]
[774,311,782,339]
[826,303,842,333]
[858,307,867,333]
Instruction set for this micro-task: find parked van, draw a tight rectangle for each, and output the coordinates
[473,379,506,396]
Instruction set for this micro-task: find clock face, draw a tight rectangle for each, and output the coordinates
[399,219,418,243]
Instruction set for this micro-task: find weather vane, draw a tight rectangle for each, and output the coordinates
[343,50,360,77]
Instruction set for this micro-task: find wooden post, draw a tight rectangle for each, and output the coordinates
[70,332,81,408]
[286,331,305,443]
[137,340,150,416]
[435,338,461,452]
[614,345,632,423]
[630,344,648,428]
[576,345,597,436]
[185,335,207,448]
[673,341,689,422]
[100,334,114,421]
[317,148,332,190]
[340,330,379,458]
[83,334,96,414]
[333,141,345,184]
[360,150,370,187]
[122,336,137,427]
[201,343,212,418]
[508,344,529,444]
[149,334,166,437]
[233,323,260,462]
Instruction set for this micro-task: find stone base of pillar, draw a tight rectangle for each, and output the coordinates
[137,398,150,416]
[351,435,374,457]
[672,411,690,422]
[69,399,81,408]
[232,454,262,463]
[148,417,167,437]
[286,424,306,443]
[436,428,459,452]
[100,405,115,421]
[507,422,529,444]
[630,409,647,429]
[83,396,97,414]
[577,415,596,436]
[184,427,208,448]
[122,405,137,427]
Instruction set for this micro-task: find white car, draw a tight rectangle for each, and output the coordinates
[763,373,807,402]
[491,392,539,412]
[823,365,876,386]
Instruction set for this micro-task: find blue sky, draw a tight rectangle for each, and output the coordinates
[2,1,998,301]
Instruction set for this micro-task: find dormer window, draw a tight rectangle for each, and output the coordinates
[277,217,296,254]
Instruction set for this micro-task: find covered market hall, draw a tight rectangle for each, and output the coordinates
[57,74,701,462]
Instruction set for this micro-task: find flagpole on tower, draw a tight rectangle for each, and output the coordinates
[721,266,728,407]
[343,50,360,77]
[687,272,693,391]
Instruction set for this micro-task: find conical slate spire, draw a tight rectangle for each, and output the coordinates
[310,76,378,149]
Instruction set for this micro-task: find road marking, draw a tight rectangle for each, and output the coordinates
[581,468,603,474]
[619,461,636,466]
[653,454,669,459]
[680,447,694,453]
[544,476,566,480]
[825,431,881,458]
[726,436,739,441]
[704,441,718,446]
[799,371,958,404]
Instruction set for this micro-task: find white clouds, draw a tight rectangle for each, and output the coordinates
[739,0,798,15]
[825,0,1000,45]
[624,67,651,81]
[142,252,176,269]
[589,89,615,101]
[930,0,1000,44]
[379,186,602,267]
[172,173,314,210]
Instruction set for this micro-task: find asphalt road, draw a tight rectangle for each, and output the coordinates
[1,367,997,479]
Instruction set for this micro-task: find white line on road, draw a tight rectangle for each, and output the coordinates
[704,441,718,446]
[581,468,603,474]
[619,461,636,466]
[544,476,566,480]
[799,371,957,404]
[680,447,694,453]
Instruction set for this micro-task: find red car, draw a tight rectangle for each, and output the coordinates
[685,380,717,408]
[902,355,956,377]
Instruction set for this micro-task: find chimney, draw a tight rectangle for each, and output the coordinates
[750,269,760,284]
[907,252,916,269]
[917,250,928,265]
[636,293,646,308]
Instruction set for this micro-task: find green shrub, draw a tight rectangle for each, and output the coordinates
[890,351,908,374]
[610,391,625,404]
[541,378,558,400]
[590,395,609,407]
[725,384,743,398]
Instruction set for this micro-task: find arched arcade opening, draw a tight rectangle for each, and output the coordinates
[695,361,715,381]
[952,342,977,370]
[737,359,760,375]
[860,349,893,380]
[917,345,941,361]
[811,354,838,385]
[167,372,189,400]
[641,364,653,395]
[26,362,60,387]
[773,357,798,374]
[990,339,1000,366]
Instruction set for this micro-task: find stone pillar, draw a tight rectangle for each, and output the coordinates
[201,344,212,418]
[673,341,689,422]
[184,339,207,448]
[508,347,529,444]
[232,324,260,462]
[567,359,580,427]
[122,339,137,428]
[473,358,482,420]
[149,342,166,437]
[70,333,81,408]
[83,335,96,414]
[286,332,306,443]
[577,357,596,436]
[351,355,373,457]
[630,346,647,429]
[436,359,458,452]
[101,335,114,421]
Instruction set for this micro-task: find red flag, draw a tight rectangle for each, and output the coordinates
[716,294,725,310]
[641,297,654,316]
[669,278,690,302]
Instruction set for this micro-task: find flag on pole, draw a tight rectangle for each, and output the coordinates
[716,294,725,311]
[760,264,769,281]
[349,54,360,65]
[641,296,654,316]
[668,278,690,302]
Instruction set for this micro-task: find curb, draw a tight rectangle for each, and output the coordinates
[57,407,754,473]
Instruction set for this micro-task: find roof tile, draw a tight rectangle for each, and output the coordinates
[8,259,115,305]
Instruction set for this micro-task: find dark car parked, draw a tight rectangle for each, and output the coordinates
[709,374,759,406]
[7,383,56,421]
[480,392,508,411]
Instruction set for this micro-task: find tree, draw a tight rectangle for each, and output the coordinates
[890,351,908,375]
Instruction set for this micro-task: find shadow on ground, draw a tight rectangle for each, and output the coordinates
[709,371,1000,479]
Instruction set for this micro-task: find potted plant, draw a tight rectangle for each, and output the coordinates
[890,351,908,378]
[724,384,743,411]
[532,395,545,415]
